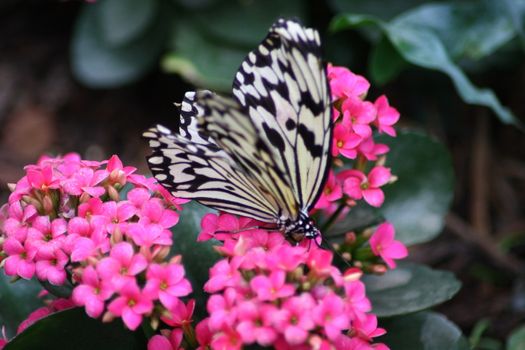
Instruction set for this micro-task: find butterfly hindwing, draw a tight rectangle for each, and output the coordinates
[144,124,280,222]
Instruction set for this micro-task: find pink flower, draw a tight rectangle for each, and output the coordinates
[3,238,36,279]
[342,167,391,207]
[143,263,192,309]
[97,201,136,234]
[369,222,408,268]
[97,242,148,289]
[314,172,342,210]
[147,329,183,350]
[161,299,195,328]
[374,95,399,137]
[312,293,350,340]
[27,216,67,257]
[17,306,51,334]
[138,198,179,229]
[106,155,136,185]
[341,98,376,139]
[35,248,68,285]
[332,123,361,159]
[78,198,104,218]
[207,288,239,330]
[211,327,243,350]
[344,281,372,320]
[62,167,107,197]
[195,318,213,349]
[107,281,153,330]
[127,223,173,248]
[352,314,386,342]
[327,65,370,100]
[357,137,389,161]
[272,294,315,345]
[198,213,255,242]
[3,202,37,241]
[72,266,113,317]
[204,258,242,293]
[250,271,295,301]
[26,165,60,191]
[236,302,278,345]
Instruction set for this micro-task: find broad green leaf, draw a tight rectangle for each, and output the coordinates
[392,1,516,61]
[379,130,454,245]
[329,0,433,21]
[163,19,247,91]
[379,311,470,350]
[195,0,305,47]
[331,11,522,127]
[71,3,166,88]
[170,201,219,319]
[507,324,525,350]
[5,308,146,350]
[363,262,461,317]
[99,0,159,47]
[0,273,43,338]
[369,36,407,84]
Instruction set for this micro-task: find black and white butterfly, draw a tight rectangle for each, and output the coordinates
[143,18,332,242]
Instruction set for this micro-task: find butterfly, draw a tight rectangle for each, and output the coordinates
[143,18,332,242]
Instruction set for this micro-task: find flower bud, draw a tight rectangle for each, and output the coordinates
[107,186,120,202]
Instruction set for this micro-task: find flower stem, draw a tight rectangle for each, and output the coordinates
[182,322,198,349]
[321,202,346,232]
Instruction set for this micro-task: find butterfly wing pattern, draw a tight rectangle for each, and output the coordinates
[144,18,331,241]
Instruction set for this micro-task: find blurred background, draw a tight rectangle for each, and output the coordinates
[1,0,524,346]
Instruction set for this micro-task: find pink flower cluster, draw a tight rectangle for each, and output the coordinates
[315,65,400,211]
[0,154,193,333]
[193,214,389,350]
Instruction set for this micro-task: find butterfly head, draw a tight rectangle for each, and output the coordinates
[284,213,321,243]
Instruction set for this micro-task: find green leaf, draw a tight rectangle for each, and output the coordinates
[71,2,166,88]
[195,0,305,47]
[369,35,407,84]
[5,308,146,350]
[99,0,158,47]
[0,273,43,338]
[331,10,522,127]
[507,324,525,350]
[170,201,219,319]
[379,311,470,350]
[329,0,433,21]
[163,19,247,91]
[363,262,461,317]
[379,130,454,245]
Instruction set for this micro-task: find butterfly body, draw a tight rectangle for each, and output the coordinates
[144,19,331,243]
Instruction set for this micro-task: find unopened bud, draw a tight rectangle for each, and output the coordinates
[7,183,16,192]
[79,192,91,204]
[42,195,54,214]
[111,227,123,244]
[107,186,120,202]
[343,267,363,282]
[333,158,344,168]
[341,251,352,261]
[152,246,171,262]
[370,264,387,275]
[389,174,398,184]
[169,254,182,265]
[150,316,159,331]
[102,311,115,323]
[362,227,374,239]
[345,232,357,244]
[376,155,386,166]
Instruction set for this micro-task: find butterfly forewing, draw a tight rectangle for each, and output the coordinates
[232,19,332,212]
